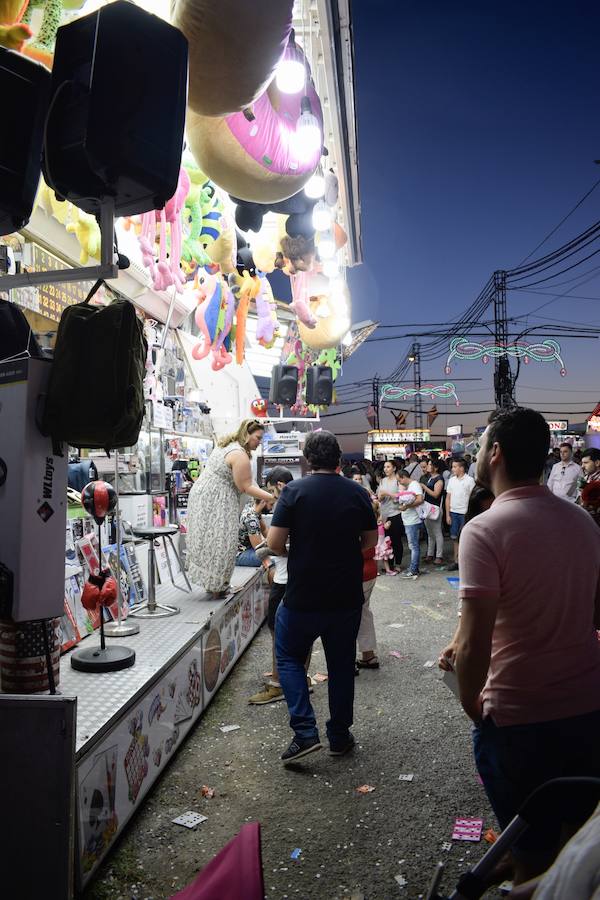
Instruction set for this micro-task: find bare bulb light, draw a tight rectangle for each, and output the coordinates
[322,258,339,279]
[293,96,322,161]
[312,200,332,232]
[318,236,336,259]
[304,171,325,199]
[342,331,353,347]
[276,58,306,94]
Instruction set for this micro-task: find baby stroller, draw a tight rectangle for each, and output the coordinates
[426,777,600,899]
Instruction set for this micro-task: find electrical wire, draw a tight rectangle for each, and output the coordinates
[513,176,600,268]
[508,220,600,278]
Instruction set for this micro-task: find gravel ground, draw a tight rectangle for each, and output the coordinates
[84,563,500,900]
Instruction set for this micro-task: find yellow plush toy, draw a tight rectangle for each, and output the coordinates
[66,208,101,264]
[0,0,32,51]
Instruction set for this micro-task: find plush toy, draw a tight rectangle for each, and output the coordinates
[229,270,260,364]
[0,0,32,51]
[255,274,279,347]
[173,0,293,116]
[297,272,352,350]
[207,210,237,274]
[290,270,317,329]
[21,0,83,66]
[250,398,268,418]
[139,167,190,293]
[191,270,236,371]
[187,42,323,204]
[66,207,101,264]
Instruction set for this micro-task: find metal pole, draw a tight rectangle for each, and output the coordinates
[104,451,140,637]
[413,343,423,429]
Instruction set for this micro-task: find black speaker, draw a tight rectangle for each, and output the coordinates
[0,49,51,235]
[269,365,299,406]
[42,0,188,216]
[306,365,333,406]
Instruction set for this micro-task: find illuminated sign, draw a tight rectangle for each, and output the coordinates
[546,420,568,432]
[368,429,431,443]
[447,425,463,436]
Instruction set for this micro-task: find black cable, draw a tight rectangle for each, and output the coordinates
[513,177,600,268]
[508,229,600,283]
[508,220,600,277]
[508,246,600,290]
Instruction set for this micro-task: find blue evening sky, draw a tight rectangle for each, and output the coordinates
[330,0,600,450]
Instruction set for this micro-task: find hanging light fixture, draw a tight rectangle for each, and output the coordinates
[293,96,322,161]
[312,199,332,231]
[275,31,306,94]
[322,257,339,279]
[304,167,325,199]
[317,233,336,259]
[316,298,331,318]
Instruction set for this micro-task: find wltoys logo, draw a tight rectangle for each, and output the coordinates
[42,457,54,500]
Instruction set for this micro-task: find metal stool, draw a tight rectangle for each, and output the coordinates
[129,525,191,618]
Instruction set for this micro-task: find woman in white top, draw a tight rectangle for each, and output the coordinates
[376,459,404,571]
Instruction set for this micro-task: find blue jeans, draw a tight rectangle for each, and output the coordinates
[236,547,262,567]
[474,709,600,854]
[404,523,421,575]
[450,512,465,540]
[275,603,362,745]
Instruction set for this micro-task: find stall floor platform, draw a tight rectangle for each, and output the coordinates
[60,568,261,756]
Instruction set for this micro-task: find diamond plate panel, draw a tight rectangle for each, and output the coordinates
[61,568,262,754]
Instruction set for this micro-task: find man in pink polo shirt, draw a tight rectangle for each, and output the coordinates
[440,406,600,885]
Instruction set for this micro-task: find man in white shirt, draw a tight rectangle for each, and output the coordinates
[547,442,582,503]
[445,458,475,571]
[397,469,424,579]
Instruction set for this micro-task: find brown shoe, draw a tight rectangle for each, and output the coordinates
[433,558,444,566]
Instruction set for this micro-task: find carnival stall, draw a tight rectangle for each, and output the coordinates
[0,0,362,895]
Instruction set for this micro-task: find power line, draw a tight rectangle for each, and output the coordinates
[514,177,600,268]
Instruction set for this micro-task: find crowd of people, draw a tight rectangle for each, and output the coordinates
[184,414,600,894]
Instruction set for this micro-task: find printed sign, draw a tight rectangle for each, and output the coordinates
[547,420,568,432]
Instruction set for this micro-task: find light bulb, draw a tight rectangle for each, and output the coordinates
[304,171,325,199]
[276,58,306,94]
[342,331,353,347]
[322,258,339,279]
[316,299,331,318]
[318,237,336,259]
[312,200,332,232]
[292,96,322,161]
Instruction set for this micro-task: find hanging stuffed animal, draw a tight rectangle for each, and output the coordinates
[66,207,101,264]
[0,0,32,51]
[255,274,279,347]
[229,270,260,364]
[139,167,190,293]
[290,270,317,329]
[191,270,236,371]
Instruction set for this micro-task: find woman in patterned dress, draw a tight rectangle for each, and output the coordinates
[187,419,273,596]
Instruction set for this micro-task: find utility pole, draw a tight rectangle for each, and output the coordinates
[493,270,515,409]
[410,342,423,429]
[372,376,380,430]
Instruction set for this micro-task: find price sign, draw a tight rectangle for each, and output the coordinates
[12,244,96,324]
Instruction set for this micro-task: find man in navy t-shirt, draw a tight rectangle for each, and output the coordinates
[267,430,378,764]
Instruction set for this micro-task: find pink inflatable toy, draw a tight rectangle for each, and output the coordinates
[187,43,324,204]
